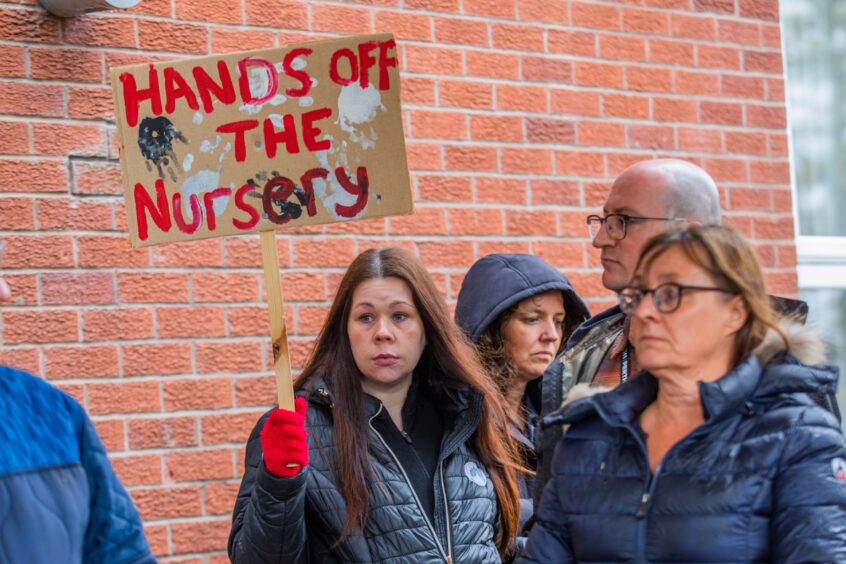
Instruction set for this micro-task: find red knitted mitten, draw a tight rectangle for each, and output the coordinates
[260,396,309,478]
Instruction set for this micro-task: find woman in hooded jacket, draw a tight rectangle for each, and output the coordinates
[454,254,590,536]
[229,247,522,563]
[519,225,846,563]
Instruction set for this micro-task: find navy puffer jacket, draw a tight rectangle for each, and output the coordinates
[519,326,846,563]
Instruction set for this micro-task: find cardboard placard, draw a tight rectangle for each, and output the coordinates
[111,33,412,248]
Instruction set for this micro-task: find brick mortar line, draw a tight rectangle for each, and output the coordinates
[0,43,787,82]
[0,264,610,275]
[0,70,789,95]
[0,0,783,24]
[113,4,784,43]
[0,142,795,156]
[402,102,791,114]
[0,184,790,197]
[90,406,268,419]
[0,195,796,209]
[0,231,795,250]
[0,23,787,55]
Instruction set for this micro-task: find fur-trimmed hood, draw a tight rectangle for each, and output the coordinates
[755,317,827,366]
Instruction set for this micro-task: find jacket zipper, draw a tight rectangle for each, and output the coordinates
[368,404,451,563]
[438,461,453,562]
[623,421,701,561]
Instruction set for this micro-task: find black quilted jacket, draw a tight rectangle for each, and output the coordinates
[228,378,503,563]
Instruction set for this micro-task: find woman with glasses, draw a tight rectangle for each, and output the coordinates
[519,225,846,563]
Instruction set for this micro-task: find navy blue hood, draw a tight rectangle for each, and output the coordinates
[455,254,589,344]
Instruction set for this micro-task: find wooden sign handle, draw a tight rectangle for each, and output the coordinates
[259,230,295,412]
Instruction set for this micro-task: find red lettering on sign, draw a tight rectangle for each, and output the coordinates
[329,48,358,86]
[283,48,312,97]
[237,57,278,105]
[262,175,299,225]
[192,61,236,113]
[134,178,171,240]
[172,192,201,234]
[357,41,378,89]
[216,119,259,162]
[203,187,232,231]
[334,166,369,218]
[299,168,325,217]
[234,183,260,230]
[121,65,162,128]
[302,108,332,152]
[263,114,300,157]
[328,40,397,91]
[163,67,199,115]
[378,39,397,90]
[133,164,373,240]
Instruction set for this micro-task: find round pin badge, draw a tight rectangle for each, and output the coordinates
[832,457,846,481]
[464,461,488,487]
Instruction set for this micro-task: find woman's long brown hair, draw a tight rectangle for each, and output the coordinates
[294,247,522,557]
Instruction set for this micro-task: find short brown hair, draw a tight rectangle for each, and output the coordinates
[633,225,785,367]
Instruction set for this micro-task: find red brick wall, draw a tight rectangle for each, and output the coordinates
[0,0,794,561]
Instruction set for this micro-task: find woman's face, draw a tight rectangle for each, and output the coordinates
[629,246,746,381]
[347,276,427,394]
[502,290,566,382]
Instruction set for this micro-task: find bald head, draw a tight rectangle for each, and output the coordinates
[614,159,721,224]
[594,159,722,292]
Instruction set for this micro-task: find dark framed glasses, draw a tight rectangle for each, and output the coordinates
[619,283,731,315]
[586,214,687,240]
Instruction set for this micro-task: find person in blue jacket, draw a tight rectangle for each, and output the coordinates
[0,274,154,564]
[455,254,589,536]
[520,225,846,563]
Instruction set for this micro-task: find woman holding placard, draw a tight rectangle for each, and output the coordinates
[228,247,522,563]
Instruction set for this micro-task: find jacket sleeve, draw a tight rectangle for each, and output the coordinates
[78,411,156,564]
[534,359,565,511]
[516,442,574,564]
[228,411,310,564]
[771,407,846,563]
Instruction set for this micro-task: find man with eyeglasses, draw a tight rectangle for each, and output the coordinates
[532,158,721,511]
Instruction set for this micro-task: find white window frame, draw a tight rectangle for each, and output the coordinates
[796,237,846,289]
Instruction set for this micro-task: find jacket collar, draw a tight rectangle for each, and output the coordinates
[551,354,766,428]
[563,305,625,353]
[305,372,484,429]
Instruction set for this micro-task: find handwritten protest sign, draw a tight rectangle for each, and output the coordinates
[110,34,413,413]
[111,33,412,248]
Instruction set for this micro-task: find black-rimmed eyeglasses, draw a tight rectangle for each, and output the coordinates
[586,214,687,240]
[618,283,731,315]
